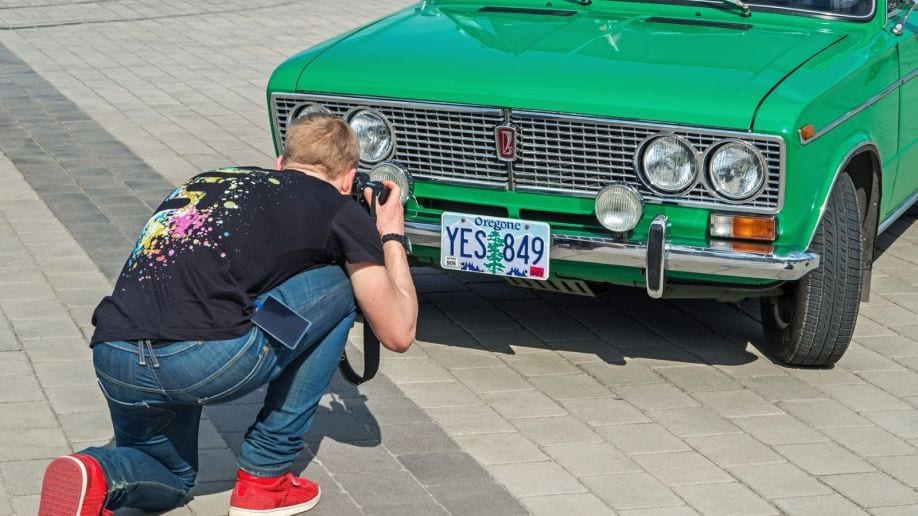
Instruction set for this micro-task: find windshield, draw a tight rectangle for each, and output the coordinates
[690,0,874,17]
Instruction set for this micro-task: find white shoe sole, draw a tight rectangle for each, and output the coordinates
[228,487,320,516]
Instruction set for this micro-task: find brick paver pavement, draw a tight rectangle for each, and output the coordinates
[2,1,918,514]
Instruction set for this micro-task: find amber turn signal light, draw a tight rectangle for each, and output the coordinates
[709,214,776,241]
[799,124,816,142]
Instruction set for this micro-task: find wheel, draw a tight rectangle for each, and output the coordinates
[760,173,864,367]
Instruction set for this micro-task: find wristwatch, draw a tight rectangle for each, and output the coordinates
[381,233,412,254]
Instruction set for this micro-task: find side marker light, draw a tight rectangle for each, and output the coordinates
[799,124,816,142]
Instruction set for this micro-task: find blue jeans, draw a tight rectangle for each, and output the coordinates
[83,265,356,512]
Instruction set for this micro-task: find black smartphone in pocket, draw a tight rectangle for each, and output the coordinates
[251,296,311,350]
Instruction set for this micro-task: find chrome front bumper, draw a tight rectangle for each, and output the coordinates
[405,216,820,297]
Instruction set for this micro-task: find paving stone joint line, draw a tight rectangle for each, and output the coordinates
[0,0,132,10]
[0,0,313,30]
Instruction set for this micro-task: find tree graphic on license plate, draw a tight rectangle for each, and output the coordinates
[484,228,506,274]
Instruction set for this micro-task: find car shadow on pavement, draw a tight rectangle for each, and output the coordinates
[414,271,761,369]
[414,210,918,373]
[873,211,917,262]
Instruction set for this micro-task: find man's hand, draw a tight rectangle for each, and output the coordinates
[363,180,404,236]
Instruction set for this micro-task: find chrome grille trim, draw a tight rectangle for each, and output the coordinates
[271,93,784,214]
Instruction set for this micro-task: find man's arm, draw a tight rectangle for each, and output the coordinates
[345,182,417,352]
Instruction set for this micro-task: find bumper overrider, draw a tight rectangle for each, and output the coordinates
[405,215,820,298]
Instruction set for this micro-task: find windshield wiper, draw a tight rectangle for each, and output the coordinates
[719,0,752,16]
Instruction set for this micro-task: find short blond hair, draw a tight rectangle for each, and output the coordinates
[283,113,359,178]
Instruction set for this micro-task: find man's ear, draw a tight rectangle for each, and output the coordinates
[275,156,285,170]
[339,168,357,194]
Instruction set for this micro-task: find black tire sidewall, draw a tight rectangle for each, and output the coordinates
[761,173,864,366]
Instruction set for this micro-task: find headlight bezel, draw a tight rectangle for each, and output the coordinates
[704,139,769,202]
[634,133,702,196]
[286,102,331,130]
[345,107,396,165]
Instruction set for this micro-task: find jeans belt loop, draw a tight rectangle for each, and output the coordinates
[137,340,146,366]
[145,340,160,369]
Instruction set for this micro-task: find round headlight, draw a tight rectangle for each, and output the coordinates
[707,141,767,200]
[347,109,394,164]
[595,184,643,232]
[639,135,698,194]
[287,103,330,127]
[369,162,413,205]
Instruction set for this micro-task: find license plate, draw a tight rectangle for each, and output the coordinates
[440,212,550,280]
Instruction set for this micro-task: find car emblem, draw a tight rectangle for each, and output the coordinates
[495,124,518,162]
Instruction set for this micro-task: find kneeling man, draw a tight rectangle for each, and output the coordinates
[39,113,417,515]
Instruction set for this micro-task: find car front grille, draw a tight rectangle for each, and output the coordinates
[272,95,508,187]
[272,94,784,213]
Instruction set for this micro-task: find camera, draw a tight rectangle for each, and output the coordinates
[352,172,391,217]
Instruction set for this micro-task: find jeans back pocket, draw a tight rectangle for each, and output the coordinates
[195,342,272,405]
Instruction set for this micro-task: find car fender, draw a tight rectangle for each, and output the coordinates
[754,32,898,253]
[802,136,881,250]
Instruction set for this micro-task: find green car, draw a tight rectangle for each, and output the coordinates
[268,0,917,366]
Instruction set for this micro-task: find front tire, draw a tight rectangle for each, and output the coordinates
[760,173,864,367]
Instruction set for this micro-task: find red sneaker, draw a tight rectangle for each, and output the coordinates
[229,470,321,516]
[38,454,111,516]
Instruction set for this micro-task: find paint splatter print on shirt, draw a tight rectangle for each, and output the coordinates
[91,166,384,344]
[125,167,281,281]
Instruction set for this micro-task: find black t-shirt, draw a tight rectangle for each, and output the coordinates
[90,167,384,344]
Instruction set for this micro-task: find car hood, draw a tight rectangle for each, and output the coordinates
[295,4,844,130]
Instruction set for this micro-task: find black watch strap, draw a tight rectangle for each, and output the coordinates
[381,233,411,253]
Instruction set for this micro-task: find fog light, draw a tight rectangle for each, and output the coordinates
[709,214,776,241]
[595,184,643,232]
[369,162,413,205]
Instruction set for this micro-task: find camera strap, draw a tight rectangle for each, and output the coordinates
[338,321,380,385]
[338,176,387,385]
